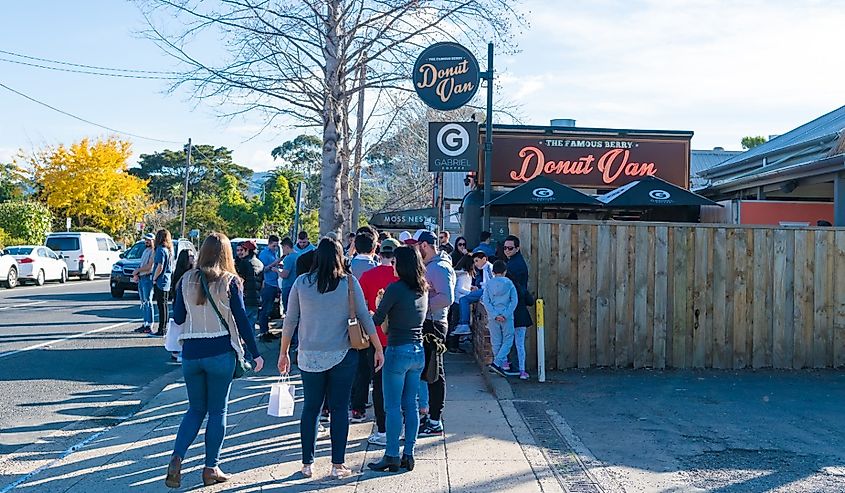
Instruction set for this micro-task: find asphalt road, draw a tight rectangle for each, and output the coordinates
[0,279,179,456]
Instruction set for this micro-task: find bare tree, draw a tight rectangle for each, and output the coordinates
[136,0,524,236]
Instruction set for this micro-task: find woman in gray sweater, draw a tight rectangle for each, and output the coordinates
[278,238,384,480]
[367,246,428,473]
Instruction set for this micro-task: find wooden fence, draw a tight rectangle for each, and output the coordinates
[509,219,845,370]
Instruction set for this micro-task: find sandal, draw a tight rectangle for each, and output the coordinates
[330,464,353,479]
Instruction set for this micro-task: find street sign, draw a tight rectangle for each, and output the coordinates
[370,208,438,230]
[428,121,478,172]
[413,42,480,111]
[189,229,200,239]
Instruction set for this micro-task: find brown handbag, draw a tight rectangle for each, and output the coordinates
[347,276,371,350]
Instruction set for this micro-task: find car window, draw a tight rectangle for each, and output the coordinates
[38,248,50,258]
[46,249,60,260]
[5,247,33,255]
[96,238,109,251]
[46,237,80,252]
[123,242,147,260]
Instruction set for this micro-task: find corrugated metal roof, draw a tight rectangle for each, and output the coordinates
[701,104,845,180]
[690,149,741,188]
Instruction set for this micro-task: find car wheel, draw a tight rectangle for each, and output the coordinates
[110,287,124,298]
[86,266,96,281]
[59,269,67,284]
[4,267,17,289]
[35,270,45,286]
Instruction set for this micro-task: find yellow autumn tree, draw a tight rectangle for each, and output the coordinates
[30,137,156,236]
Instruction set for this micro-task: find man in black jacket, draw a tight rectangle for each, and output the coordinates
[503,235,532,377]
[236,240,264,334]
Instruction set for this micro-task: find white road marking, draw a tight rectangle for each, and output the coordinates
[0,301,47,311]
[0,320,139,360]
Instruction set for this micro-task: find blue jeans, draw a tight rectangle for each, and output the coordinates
[418,381,429,412]
[382,343,425,458]
[138,276,154,326]
[258,284,279,334]
[245,306,258,332]
[172,351,235,467]
[300,349,358,465]
[281,285,292,312]
[458,288,483,325]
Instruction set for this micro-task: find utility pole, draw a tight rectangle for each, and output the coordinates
[482,42,494,233]
[180,138,192,239]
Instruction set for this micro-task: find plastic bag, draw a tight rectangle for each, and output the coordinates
[164,319,183,352]
[267,377,296,417]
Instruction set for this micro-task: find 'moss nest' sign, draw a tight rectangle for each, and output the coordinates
[413,42,479,111]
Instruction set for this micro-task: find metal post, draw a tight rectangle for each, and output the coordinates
[482,42,494,232]
[180,138,192,239]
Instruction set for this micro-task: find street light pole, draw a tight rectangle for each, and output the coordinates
[180,138,192,239]
[482,42,494,233]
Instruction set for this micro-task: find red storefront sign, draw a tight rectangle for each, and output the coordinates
[482,130,691,189]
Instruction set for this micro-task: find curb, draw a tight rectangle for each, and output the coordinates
[0,366,183,493]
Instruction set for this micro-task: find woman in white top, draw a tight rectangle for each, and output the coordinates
[447,254,474,353]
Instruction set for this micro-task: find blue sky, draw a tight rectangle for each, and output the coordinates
[2,0,844,171]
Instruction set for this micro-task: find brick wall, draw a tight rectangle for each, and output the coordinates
[472,303,492,367]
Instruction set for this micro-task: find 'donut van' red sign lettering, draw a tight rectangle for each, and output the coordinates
[483,129,691,190]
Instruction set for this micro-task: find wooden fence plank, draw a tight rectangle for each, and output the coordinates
[577,225,592,368]
[672,227,688,368]
[732,230,748,369]
[772,229,793,368]
[712,228,728,369]
[835,231,845,368]
[557,223,575,369]
[814,231,833,368]
[633,226,649,368]
[653,226,669,369]
[752,229,768,368]
[647,227,656,367]
[614,225,630,367]
[693,228,709,368]
[595,224,613,366]
[793,230,812,369]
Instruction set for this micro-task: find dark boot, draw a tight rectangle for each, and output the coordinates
[368,455,400,472]
[164,455,182,488]
[400,454,415,471]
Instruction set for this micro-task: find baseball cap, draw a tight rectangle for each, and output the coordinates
[471,247,488,258]
[398,230,413,244]
[379,238,401,254]
[142,233,154,241]
[413,230,437,245]
[240,240,257,251]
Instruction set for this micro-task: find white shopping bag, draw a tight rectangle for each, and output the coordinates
[268,377,296,417]
[164,319,183,352]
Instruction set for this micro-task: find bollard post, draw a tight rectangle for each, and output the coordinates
[536,299,546,382]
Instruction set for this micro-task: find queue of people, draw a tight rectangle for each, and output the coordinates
[157,227,531,487]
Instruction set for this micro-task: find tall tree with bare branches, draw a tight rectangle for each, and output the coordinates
[137,0,524,235]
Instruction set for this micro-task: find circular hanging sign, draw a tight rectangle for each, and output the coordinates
[413,42,480,111]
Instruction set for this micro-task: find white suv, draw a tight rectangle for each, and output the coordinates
[45,232,121,280]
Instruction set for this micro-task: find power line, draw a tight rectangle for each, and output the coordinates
[0,80,182,144]
[0,48,180,75]
[0,57,179,80]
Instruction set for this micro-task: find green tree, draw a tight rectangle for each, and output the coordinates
[0,202,53,244]
[0,162,29,202]
[741,136,767,150]
[133,145,253,205]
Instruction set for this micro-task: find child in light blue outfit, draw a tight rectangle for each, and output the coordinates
[481,260,519,376]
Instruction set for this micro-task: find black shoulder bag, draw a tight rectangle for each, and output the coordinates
[199,271,252,379]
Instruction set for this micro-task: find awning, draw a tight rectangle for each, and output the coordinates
[369,208,437,230]
[485,175,601,207]
[597,176,721,207]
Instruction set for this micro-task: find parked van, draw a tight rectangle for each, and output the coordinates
[45,232,121,281]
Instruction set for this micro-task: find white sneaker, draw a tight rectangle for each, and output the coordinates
[318,423,328,436]
[368,431,387,446]
[452,324,471,335]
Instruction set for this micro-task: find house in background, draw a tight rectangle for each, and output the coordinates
[696,105,845,226]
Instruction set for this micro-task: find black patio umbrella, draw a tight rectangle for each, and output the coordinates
[485,175,601,207]
[597,176,721,207]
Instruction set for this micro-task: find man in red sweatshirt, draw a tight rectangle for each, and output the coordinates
[358,238,401,446]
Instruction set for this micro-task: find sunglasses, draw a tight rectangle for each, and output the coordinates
[503,246,516,251]
[457,242,466,246]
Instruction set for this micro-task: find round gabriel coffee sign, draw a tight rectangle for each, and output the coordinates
[413,42,480,111]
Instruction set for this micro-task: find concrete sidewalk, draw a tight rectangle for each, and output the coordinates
[3,349,553,492]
